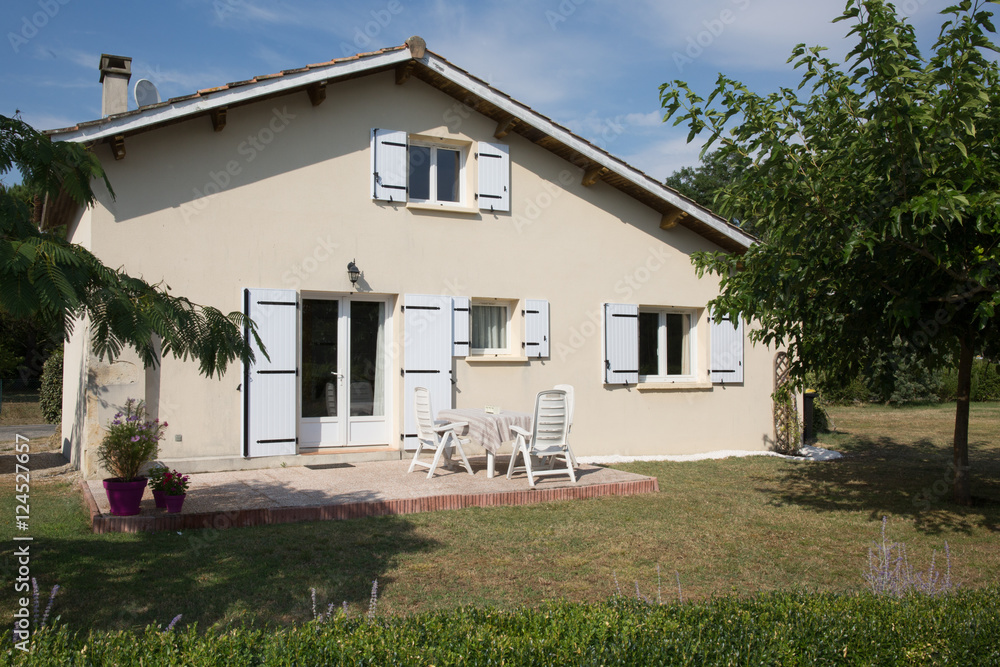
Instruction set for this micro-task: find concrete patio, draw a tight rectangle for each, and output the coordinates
[81,456,659,533]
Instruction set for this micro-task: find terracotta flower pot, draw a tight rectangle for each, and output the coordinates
[103,477,148,516]
[164,494,186,514]
[152,489,167,508]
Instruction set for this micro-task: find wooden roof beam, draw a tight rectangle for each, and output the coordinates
[494,115,516,139]
[109,135,126,160]
[395,62,414,85]
[210,107,227,132]
[307,82,327,106]
[582,165,609,187]
[660,208,688,230]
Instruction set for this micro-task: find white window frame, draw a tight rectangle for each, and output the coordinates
[408,140,467,206]
[638,307,698,383]
[469,299,512,356]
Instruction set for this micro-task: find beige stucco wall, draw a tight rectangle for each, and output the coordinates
[64,71,778,476]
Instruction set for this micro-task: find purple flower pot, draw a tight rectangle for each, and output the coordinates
[164,494,186,514]
[103,477,148,516]
[152,489,167,508]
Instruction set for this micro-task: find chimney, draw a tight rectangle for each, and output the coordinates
[99,53,132,116]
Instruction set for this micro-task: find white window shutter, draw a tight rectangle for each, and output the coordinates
[603,303,639,385]
[477,141,510,212]
[710,311,744,384]
[452,296,470,357]
[371,128,408,201]
[524,299,550,358]
[243,288,298,457]
[402,294,454,450]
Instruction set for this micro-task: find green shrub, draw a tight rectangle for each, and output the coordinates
[938,358,1000,402]
[807,371,871,405]
[6,590,999,665]
[38,347,63,424]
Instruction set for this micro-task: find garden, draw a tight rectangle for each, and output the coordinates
[2,402,998,664]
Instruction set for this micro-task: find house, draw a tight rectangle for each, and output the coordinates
[48,38,774,479]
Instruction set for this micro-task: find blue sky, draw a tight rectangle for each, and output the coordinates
[0,0,955,186]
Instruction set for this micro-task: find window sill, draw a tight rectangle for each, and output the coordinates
[464,355,530,364]
[406,201,479,215]
[636,381,714,392]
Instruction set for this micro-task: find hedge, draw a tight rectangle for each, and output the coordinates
[38,347,63,425]
[6,589,999,665]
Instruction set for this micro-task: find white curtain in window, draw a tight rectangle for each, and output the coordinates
[472,305,506,349]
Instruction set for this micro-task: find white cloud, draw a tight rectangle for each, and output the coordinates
[622,134,707,182]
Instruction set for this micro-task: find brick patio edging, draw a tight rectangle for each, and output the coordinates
[80,477,660,534]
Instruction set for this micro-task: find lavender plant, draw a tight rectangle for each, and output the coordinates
[309,580,380,623]
[865,516,954,597]
[613,567,684,605]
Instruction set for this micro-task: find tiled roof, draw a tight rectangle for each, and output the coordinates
[46,45,409,135]
[46,41,753,252]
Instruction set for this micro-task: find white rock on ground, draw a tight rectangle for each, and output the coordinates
[579,444,842,465]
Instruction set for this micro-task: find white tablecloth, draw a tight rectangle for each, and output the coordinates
[436,408,532,454]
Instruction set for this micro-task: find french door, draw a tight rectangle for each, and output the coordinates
[299,295,389,448]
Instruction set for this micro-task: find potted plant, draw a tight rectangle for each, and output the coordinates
[148,464,169,508]
[160,469,190,514]
[96,399,167,516]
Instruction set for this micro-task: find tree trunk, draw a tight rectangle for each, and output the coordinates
[952,335,974,506]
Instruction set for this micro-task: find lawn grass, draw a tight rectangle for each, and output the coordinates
[1,402,997,634]
[0,389,44,426]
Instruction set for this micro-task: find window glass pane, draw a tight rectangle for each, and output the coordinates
[666,313,690,375]
[302,299,339,418]
[471,305,507,350]
[349,301,385,417]
[408,145,430,200]
[639,312,660,376]
[436,148,461,202]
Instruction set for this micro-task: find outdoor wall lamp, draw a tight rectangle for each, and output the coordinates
[347,260,361,288]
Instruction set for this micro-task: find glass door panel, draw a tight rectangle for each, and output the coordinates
[301,299,339,418]
[348,301,385,417]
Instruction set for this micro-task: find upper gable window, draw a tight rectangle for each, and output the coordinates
[409,142,465,205]
[371,129,510,212]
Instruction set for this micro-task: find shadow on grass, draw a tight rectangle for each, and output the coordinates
[756,433,1000,536]
[30,511,439,632]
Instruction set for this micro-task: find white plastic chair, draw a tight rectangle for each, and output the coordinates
[407,387,473,479]
[506,389,576,487]
[553,384,579,469]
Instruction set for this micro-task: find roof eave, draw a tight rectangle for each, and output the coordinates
[45,48,413,144]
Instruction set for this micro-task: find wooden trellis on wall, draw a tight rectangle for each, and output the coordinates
[772,351,799,454]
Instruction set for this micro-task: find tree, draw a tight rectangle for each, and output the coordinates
[660,0,1000,505]
[664,149,750,214]
[0,114,261,379]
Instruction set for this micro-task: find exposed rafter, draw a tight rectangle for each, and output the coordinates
[660,208,688,230]
[395,62,414,85]
[494,115,516,140]
[109,135,125,160]
[307,82,327,106]
[582,165,608,187]
[210,107,227,132]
